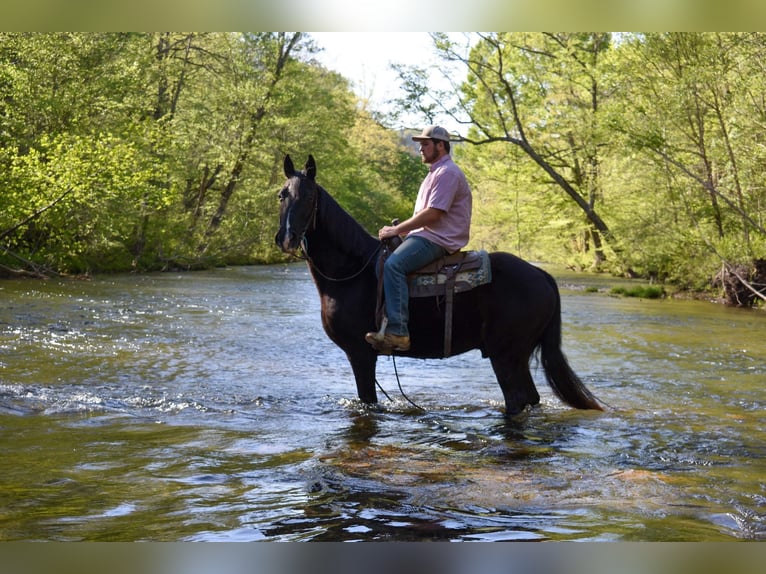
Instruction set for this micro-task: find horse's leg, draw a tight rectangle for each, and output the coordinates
[489,352,540,416]
[346,349,378,404]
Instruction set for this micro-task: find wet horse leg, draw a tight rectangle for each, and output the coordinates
[346,348,379,404]
[489,352,541,416]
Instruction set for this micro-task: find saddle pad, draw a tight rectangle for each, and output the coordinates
[408,250,492,298]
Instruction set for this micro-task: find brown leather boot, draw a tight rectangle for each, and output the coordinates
[364,331,411,353]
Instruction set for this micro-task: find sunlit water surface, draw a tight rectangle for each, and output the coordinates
[0,265,764,541]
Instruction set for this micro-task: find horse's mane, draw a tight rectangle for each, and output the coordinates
[315,185,379,260]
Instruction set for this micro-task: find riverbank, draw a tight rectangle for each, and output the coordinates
[2,259,762,310]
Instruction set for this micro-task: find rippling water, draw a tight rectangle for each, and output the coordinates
[0,264,764,541]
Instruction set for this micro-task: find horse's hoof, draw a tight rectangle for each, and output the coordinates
[504,404,530,419]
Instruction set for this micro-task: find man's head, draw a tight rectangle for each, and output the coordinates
[412,125,451,163]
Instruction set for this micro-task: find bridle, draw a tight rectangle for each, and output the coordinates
[288,175,319,247]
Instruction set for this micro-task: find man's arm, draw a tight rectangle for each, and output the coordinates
[378,207,444,240]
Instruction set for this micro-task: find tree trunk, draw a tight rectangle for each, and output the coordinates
[196,33,303,254]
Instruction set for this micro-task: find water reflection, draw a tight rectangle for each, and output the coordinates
[342,413,381,447]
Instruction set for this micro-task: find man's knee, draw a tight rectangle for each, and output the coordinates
[384,253,406,276]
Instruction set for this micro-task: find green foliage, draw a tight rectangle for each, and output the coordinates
[425,33,618,267]
[417,32,765,298]
[2,31,766,305]
[0,32,418,273]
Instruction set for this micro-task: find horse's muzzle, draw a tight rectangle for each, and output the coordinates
[275,228,300,255]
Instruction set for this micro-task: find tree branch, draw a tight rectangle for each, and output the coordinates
[0,187,74,242]
[724,262,766,303]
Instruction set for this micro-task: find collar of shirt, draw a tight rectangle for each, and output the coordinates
[428,154,451,172]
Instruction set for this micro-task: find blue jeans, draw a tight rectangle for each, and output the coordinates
[382,236,447,337]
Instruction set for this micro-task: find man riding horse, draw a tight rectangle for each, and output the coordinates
[365,125,472,354]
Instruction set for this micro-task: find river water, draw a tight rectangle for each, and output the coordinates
[0,264,764,542]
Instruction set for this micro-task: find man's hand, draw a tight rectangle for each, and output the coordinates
[378,225,400,240]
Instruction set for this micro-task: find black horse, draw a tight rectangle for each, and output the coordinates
[275,154,602,416]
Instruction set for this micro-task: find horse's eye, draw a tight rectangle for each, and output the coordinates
[278,188,289,202]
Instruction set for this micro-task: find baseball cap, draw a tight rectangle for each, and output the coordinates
[412,125,451,142]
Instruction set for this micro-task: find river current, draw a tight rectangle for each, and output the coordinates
[0,264,764,541]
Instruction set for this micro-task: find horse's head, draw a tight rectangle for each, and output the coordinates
[275,154,318,255]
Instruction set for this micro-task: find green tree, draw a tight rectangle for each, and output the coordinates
[0,33,370,272]
[403,32,618,267]
[0,32,166,273]
[613,33,766,297]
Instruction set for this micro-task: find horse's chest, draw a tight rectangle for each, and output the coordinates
[319,294,338,318]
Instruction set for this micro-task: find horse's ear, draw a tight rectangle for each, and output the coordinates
[305,155,317,181]
[284,155,295,178]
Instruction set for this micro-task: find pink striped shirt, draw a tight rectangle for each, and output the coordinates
[408,154,472,253]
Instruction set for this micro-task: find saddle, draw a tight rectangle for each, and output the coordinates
[375,245,492,357]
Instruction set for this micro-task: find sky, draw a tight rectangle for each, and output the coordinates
[310,32,464,134]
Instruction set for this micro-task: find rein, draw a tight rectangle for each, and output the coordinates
[299,237,380,282]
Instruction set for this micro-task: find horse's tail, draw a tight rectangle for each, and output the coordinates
[539,274,603,411]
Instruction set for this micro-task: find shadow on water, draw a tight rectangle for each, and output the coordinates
[1,264,765,541]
